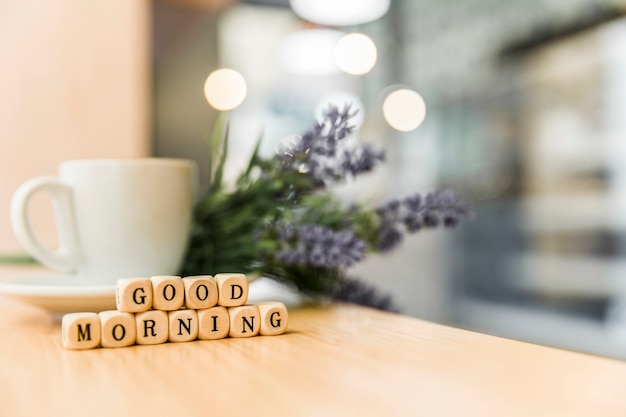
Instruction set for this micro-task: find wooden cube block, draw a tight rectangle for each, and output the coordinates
[257,302,289,336]
[215,273,248,307]
[183,275,218,309]
[228,305,260,338]
[197,306,229,340]
[151,275,184,311]
[116,277,152,313]
[135,310,168,345]
[168,309,199,343]
[99,310,136,348]
[62,312,101,350]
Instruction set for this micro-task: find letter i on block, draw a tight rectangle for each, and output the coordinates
[62,312,101,350]
[151,275,184,311]
[228,305,260,338]
[257,302,289,336]
[198,306,229,340]
[215,273,248,307]
[135,310,168,345]
[116,277,152,313]
[99,311,136,348]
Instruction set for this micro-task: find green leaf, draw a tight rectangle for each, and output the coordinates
[239,131,264,184]
[212,121,230,191]
[207,113,225,190]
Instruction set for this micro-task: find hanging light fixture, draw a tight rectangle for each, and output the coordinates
[289,0,390,26]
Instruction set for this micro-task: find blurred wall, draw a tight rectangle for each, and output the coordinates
[0,1,151,252]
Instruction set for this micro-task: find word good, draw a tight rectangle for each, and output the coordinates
[62,273,288,350]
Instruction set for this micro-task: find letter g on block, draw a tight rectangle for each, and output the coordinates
[116,278,153,313]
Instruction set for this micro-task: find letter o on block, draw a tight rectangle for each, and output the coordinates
[116,278,152,313]
[99,311,136,348]
[183,276,218,309]
[228,305,260,338]
[257,302,289,336]
[215,273,248,307]
[151,275,184,311]
[62,312,101,350]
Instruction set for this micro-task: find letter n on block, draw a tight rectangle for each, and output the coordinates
[62,312,101,350]
[228,305,260,338]
[168,310,198,343]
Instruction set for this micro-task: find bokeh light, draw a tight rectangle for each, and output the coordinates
[334,33,377,75]
[382,88,426,132]
[203,68,247,111]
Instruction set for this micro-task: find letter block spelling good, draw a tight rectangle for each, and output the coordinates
[116,277,152,313]
[183,276,218,310]
[62,312,101,350]
[135,310,168,345]
[215,273,248,307]
[257,302,289,336]
[197,306,229,340]
[151,275,184,311]
[99,311,136,348]
[228,305,260,338]
[168,310,199,343]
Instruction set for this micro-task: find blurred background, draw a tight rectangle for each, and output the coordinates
[4,0,626,358]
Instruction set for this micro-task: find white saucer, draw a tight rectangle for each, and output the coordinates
[0,272,116,315]
[0,271,303,316]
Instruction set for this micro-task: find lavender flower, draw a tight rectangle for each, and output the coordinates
[274,222,368,268]
[275,104,385,185]
[375,189,473,252]
[332,276,398,312]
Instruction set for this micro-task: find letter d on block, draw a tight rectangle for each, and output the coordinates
[215,273,248,307]
[62,312,101,350]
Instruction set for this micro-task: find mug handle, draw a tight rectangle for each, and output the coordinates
[10,176,80,273]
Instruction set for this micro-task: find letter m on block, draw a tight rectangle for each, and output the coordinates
[77,323,92,341]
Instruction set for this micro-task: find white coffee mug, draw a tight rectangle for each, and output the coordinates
[10,158,196,285]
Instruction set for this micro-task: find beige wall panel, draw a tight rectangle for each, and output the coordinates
[0,1,151,252]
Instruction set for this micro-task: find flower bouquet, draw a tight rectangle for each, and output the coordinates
[180,105,472,311]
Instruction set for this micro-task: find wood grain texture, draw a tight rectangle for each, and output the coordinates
[2,297,626,416]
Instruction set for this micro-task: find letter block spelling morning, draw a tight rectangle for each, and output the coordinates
[99,311,136,348]
[197,306,229,340]
[135,310,169,345]
[168,309,199,343]
[62,274,288,349]
[257,302,289,336]
[62,312,101,350]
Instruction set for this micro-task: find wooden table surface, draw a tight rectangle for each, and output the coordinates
[2,289,626,416]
